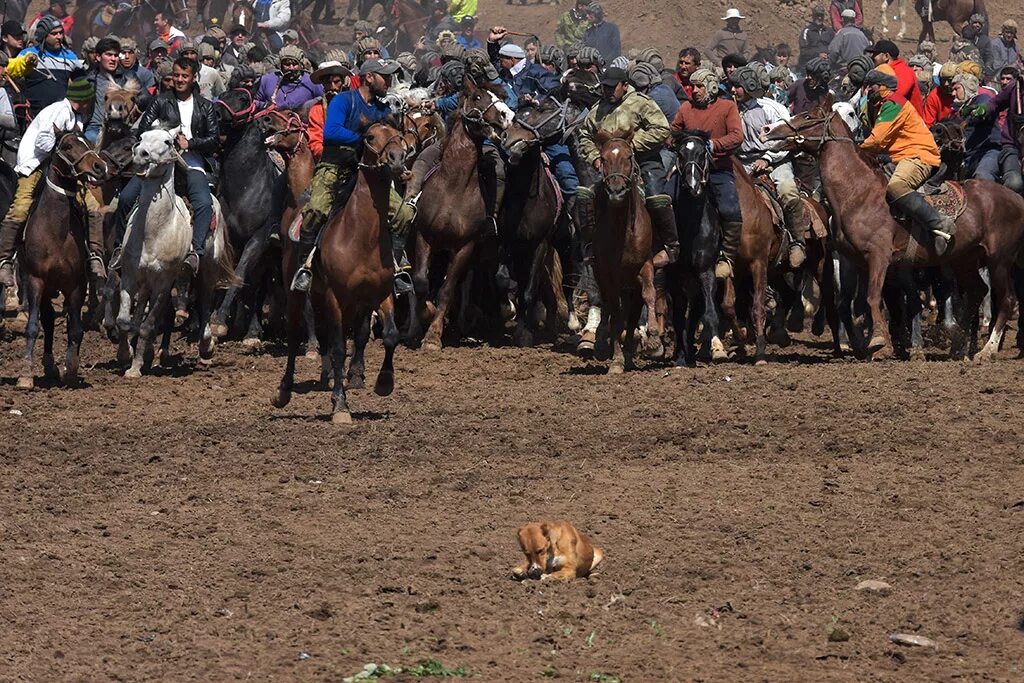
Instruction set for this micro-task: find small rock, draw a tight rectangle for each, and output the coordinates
[298,651,312,660]
[827,626,851,642]
[694,612,720,629]
[8,409,22,416]
[889,633,937,648]
[855,579,893,595]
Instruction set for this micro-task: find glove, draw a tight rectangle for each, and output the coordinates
[971,103,988,119]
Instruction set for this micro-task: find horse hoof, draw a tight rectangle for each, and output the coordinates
[607,363,624,375]
[242,337,263,350]
[768,331,791,348]
[374,373,394,397]
[272,390,292,409]
[908,347,927,362]
[755,358,768,367]
[196,357,213,369]
[871,345,894,361]
[347,376,365,390]
[124,368,142,378]
[331,410,353,425]
[43,360,60,380]
[973,347,998,363]
[174,309,188,325]
[198,343,214,361]
[867,335,886,352]
[210,322,228,338]
[421,340,441,352]
[16,376,33,390]
[305,347,320,360]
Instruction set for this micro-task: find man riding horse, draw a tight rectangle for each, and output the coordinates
[291,58,413,293]
[109,55,220,275]
[860,64,955,255]
[0,78,102,286]
[576,67,679,269]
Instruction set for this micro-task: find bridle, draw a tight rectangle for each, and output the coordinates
[507,99,568,147]
[216,88,275,125]
[360,124,411,169]
[263,110,307,156]
[460,88,506,139]
[403,106,440,151]
[674,135,711,189]
[599,137,640,188]
[770,110,853,152]
[53,132,107,182]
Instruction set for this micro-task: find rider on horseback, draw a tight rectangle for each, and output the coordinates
[670,68,745,278]
[577,66,679,267]
[861,64,954,255]
[109,56,220,275]
[291,58,412,293]
[0,78,102,286]
[729,64,808,268]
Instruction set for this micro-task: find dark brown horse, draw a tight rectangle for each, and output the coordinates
[273,121,411,424]
[919,0,985,42]
[16,131,109,388]
[591,130,660,374]
[765,103,1024,361]
[498,100,565,346]
[409,78,514,350]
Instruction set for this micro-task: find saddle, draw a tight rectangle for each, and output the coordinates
[919,180,967,221]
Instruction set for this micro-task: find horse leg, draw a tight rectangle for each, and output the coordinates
[408,231,432,343]
[751,259,769,365]
[304,297,319,359]
[211,232,263,338]
[865,251,895,360]
[62,285,86,386]
[346,311,370,390]
[423,241,474,350]
[324,296,351,424]
[40,297,59,381]
[159,303,175,367]
[17,278,44,389]
[271,291,305,409]
[669,272,692,368]
[976,261,1015,361]
[606,296,625,374]
[374,295,399,396]
[638,263,663,359]
[513,241,549,347]
[950,264,987,360]
[126,287,163,378]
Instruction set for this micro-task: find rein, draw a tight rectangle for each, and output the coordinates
[510,100,567,146]
[403,107,440,151]
[772,110,852,151]
[599,137,640,188]
[359,126,409,169]
[264,110,308,156]
[674,135,711,188]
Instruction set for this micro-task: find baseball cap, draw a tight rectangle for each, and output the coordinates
[865,40,899,58]
[1,20,25,37]
[359,58,401,75]
[498,43,526,59]
[599,66,628,86]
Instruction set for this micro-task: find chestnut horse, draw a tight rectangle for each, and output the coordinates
[590,130,659,374]
[273,121,411,424]
[765,104,1024,360]
[918,0,985,42]
[409,78,513,350]
[16,131,109,388]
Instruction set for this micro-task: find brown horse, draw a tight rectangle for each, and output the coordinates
[409,78,514,350]
[272,121,411,424]
[765,104,1024,361]
[919,0,986,42]
[16,131,109,389]
[590,130,659,374]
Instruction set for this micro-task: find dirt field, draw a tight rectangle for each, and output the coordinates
[2,317,1024,682]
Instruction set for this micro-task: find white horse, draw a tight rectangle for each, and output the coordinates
[881,0,909,40]
[115,127,235,377]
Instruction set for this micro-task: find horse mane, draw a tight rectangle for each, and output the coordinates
[106,75,141,99]
[672,128,709,143]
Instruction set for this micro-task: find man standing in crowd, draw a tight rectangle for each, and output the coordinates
[798,6,835,72]
[707,8,748,66]
[582,3,620,61]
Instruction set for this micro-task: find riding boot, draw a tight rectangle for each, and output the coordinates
[388,189,415,294]
[479,147,505,237]
[889,192,953,256]
[574,188,596,243]
[87,207,107,280]
[782,199,808,268]
[290,213,324,293]
[0,217,21,287]
[715,220,743,279]
[645,198,680,268]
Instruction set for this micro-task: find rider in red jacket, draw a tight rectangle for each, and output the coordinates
[866,40,925,116]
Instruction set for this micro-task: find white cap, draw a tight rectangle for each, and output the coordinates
[722,8,745,20]
[840,8,856,18]
[498,43,526,59]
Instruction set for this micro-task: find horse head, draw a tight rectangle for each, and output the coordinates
[52,127,109,184]
[401,102,444,157]
[563,69,601,108]
[133,127,181,176]
[596,128,636,204]
[672,129,712,198]
[459,78,514,143]
[362,121,412,175]
[216,88,258,129]
[259,110,307,155]
[104,76,142,124]
[500,99,566,165]
[762,97,851,156]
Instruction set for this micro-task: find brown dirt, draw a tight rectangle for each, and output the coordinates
[2,316,1024,681]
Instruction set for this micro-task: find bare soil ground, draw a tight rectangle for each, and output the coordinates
[2,315,1024,682]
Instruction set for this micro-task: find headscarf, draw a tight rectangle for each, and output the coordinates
[689,68,720,104]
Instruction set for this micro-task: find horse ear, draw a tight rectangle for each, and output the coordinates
[595,128,610,144]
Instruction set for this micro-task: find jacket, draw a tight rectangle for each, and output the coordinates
[448,0,477,22]
[828,26,869,69]
[829,0,862,30]
[15,98,85,175]
[138,89,221,162]
[487,42,560,102]
[890,58,925,116]
[988,76,1024,136]
[125,62,157,94]
[648,82,681,121]
[308,98,327,161]
[555,9,588,47]
[255,72,324,111]
[987,38,1021,77]
[798,24,835,69]
[922,87,954,127]
[861,94,940,166]
[321,88,392,162]
[259,0,291,31]
[961,91,1000,164]
[735,97,791,166]
[17,44,84,118]
[582,20,621,61]
[578,87,669,165]
[706,28,748,65]
[670,96,744,170]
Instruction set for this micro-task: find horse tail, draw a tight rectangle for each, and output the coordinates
[214,217,242,289]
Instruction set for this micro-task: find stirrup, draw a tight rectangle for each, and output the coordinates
[715,257,734,279]
[482,215,498,237]
[404,192,421,210]
[108,246,122,271]
[291,265,313,292]
[88,253,107,278]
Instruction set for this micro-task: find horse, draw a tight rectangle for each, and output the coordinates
[72,0,191,48]
[409,78,514,350]
[272,121,411,424]
[114,128,235,377]
[913,0,985,42]
[764,102,1024,361]
[880,0,909,40]
[668,130,726,367]
[499,99,567,346]
[932,117,967,181]
[210,88,279,344]
[15,131,108,389]
[590,129,660,374]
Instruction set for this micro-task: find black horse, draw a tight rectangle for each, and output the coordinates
[668,130,724,367]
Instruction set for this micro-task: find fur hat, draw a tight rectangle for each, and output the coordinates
[34,15,63,45]
[864,64,898,90]
[952,72,979,101]
[635,46,665,72]
[575,46,603,67]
